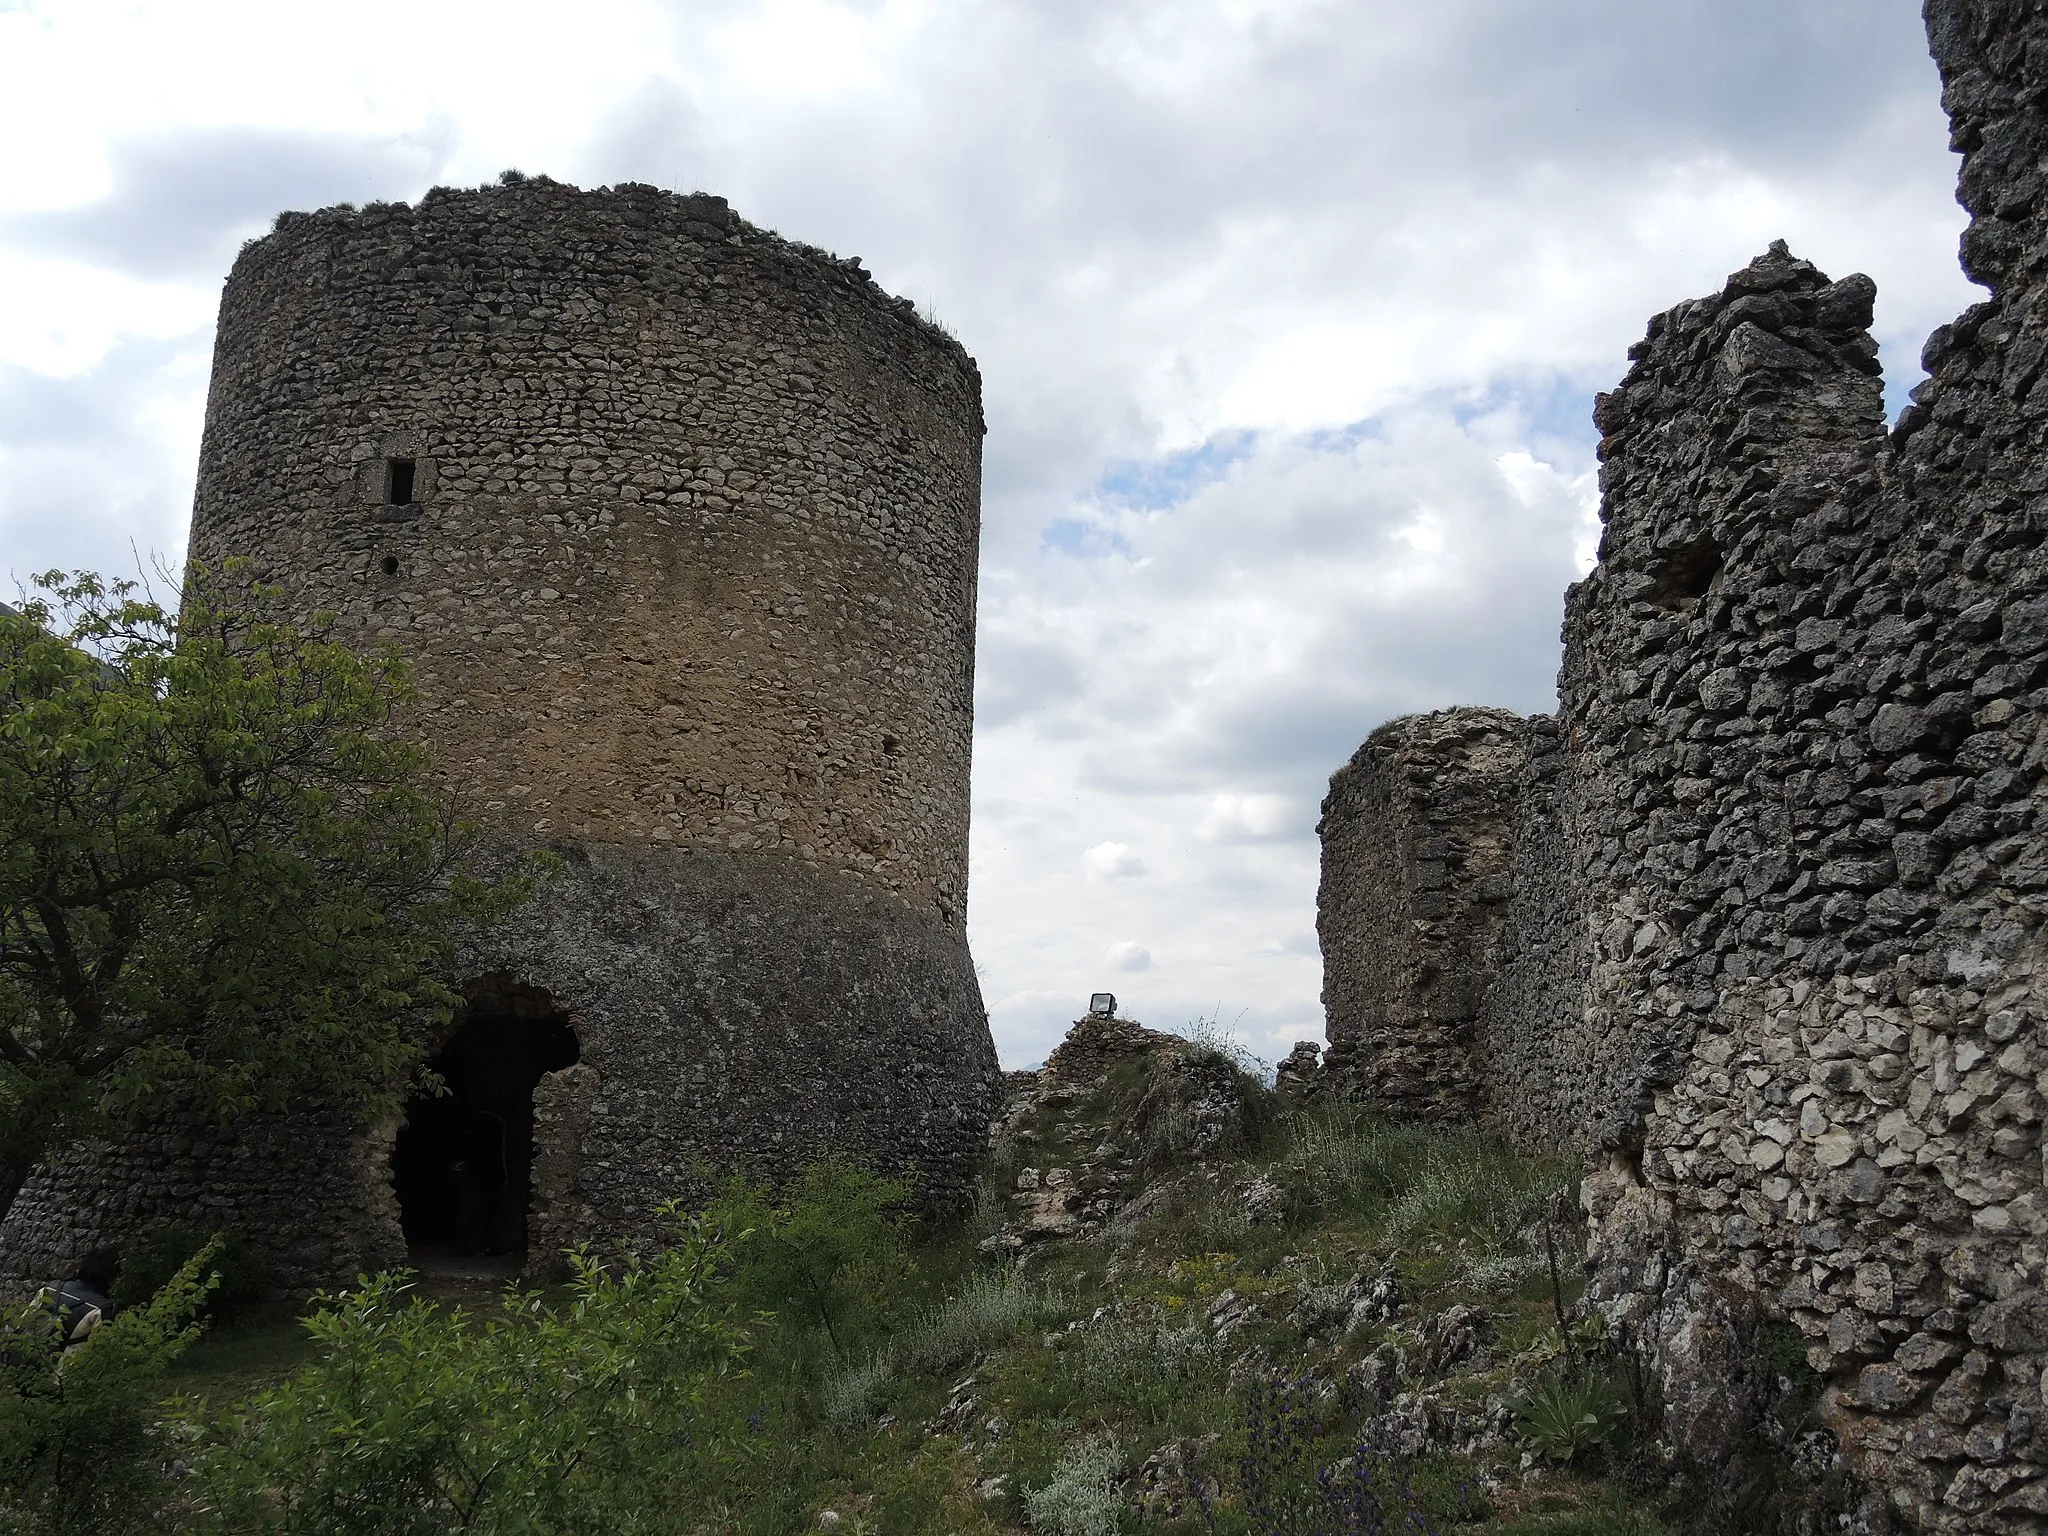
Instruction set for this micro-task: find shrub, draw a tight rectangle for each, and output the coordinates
[190,1202,750,1534]
[111,1223,269,1320]
[896,1264,1048,1375]
[1385,1143,1571,1252]
[1275,1106,1575,1258]
[821,1353,895,1436]
[1023,1435,1122,1536]
[1172,1012,1269,1083]
[0,1242,216,1535]
[1513,1367,1630,1467]
[708,1155,916,1357]
[1080,1318,1217,1398]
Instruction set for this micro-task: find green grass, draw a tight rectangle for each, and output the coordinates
[160,1299,318,1401]
[50,1063,1802,1534]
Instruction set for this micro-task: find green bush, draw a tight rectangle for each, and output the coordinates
[820,1353,895,1435]
[111,1223,270,1320]
[1513,1367,1631,1467]
[0,1242,217,1535]
[896,1263,1049,1375]
[189,1202,750,1535]
[1275,1106,1576,1258]
[709,1155,916,1358]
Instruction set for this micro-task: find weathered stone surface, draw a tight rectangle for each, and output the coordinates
[1316,707,1526,1118]
[0,179,998,1290]
[1318,5,2048,1527]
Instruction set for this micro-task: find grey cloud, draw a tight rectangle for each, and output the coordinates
[652,1,1945,275]
[974,631,1088,731]
[6,125,452,281]
[4,0,1978,1071]
[0,338,207,582]
[579,78,707,193]
[1442,0,1939,165]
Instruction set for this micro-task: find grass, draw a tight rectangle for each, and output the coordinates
[160,1300,317,1400]
[64,1056,1829,1534]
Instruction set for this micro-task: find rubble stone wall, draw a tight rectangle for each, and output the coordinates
[1316,708,1526,1118]
[1470,714,1594,1149]
[0,1108,401,1294]
[0,179,999,1291]
[1316,5,2048,1526]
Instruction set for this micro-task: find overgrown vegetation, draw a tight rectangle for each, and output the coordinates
[110,1224,269,1322]
[1,1243,218,1535]
[0,1040,1843,1533]
[0,566,547,1219]
[194,1205,751,1534]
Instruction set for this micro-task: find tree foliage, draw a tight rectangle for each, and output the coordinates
[0,565,543,1199]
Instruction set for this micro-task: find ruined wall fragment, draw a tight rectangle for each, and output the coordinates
[1316,5,2048,1525]
[1316,707,1526,1118]
[1473,714,1591,1147]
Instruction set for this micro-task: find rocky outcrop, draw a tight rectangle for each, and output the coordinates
[982,1016,1268,1253]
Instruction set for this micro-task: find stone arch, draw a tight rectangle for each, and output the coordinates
[389,975,580,1266]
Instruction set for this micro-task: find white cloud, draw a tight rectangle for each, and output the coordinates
[1082,842,1148,881]
[1198,793,1293,843]
[1106,941,1152,972]
[0,0,1983,1069]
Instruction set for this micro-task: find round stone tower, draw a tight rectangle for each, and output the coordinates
[0,178,999,1289]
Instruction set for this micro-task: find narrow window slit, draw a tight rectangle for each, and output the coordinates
[387,458,416,506]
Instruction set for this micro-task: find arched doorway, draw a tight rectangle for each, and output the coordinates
[391,979,579,1263]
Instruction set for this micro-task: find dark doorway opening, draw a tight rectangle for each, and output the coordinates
[392,981,578,1262]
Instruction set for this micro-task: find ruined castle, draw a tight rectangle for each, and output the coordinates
[0,178,1000,1289]
[1317,4,2048,1529]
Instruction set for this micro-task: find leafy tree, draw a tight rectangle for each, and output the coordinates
[0,566,543,1216]
[191,1205,752,1535]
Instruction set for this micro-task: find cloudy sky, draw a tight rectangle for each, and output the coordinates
[0,0,1981,1066]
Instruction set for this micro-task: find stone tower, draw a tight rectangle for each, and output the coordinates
[0,178,1000,1288]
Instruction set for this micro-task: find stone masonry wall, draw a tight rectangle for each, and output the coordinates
[0,1108,401,1295]
[1471,714,1596,1149]
[187,177,980,923]
[1316,707,1525,1119]
[1317,5,2048,1527]
[0,179,999,1292]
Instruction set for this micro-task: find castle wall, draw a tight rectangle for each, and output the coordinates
[1315,4,2048,1526]
[1315,707,1525,1119]
[0,180,999,1291]
[1471,714,1593,1149]
[0,1109,401,1294]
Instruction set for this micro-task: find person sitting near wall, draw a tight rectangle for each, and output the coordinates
[36,1246,119,1353]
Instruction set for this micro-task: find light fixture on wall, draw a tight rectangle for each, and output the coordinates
[1088,992,1116,1018]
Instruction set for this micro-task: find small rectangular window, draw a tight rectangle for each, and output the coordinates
[387,458,416,506]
